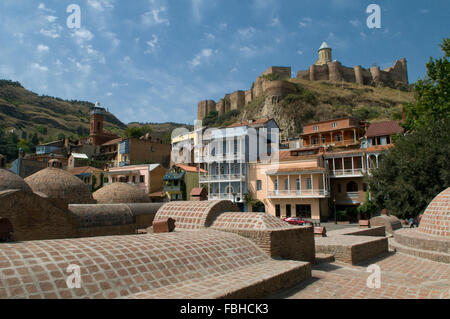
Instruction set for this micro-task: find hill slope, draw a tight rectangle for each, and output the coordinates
[0,80,192,143]
[209,79,415,138]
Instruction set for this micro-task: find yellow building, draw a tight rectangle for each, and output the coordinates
[248,147,330,221]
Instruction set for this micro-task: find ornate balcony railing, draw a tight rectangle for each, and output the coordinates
[199,174,246,182]
[267,189,330,198]
[208,193,244,202]
[329,169,366,177]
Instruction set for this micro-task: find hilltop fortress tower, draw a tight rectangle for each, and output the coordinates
[197,42,409,121]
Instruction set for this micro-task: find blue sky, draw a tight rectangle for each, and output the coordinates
[0,0,448,125]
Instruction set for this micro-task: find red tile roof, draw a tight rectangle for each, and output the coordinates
[365,121,404,138]
[176,164,207,173]
[101,138,124,146]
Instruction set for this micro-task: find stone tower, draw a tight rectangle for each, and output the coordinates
[315,42,332,66]
[89,102,106,145]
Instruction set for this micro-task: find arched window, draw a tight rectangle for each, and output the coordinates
[225,185,234,194]
[347,181,358,192]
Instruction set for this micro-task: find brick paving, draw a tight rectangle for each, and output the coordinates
[269,252,450,299]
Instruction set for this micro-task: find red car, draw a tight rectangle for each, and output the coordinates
[283,217,314,226]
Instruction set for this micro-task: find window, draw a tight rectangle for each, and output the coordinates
[286,205,292,218]
[234,140,238,154]
[314,126,319,131]
[386,136,391,144]
[275,205,281,218]
[132,176,136,183]
[296,178,301,190]
[347,181,358,192]
[306,178,312,190]
[284,179,289,190]
[312,137,319,145]
[256,180,262,191]
[296,205,311,218]
[151,146,155,152]
[274,179,278,190]
[332,122,338,129]
[335,134,343,142]
[139,175,145,183]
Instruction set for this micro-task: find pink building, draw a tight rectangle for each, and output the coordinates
[105,164,166,196]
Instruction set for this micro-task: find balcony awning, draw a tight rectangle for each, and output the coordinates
[106,170,138,176]
[163,172,185,181]
[266,167,325,175]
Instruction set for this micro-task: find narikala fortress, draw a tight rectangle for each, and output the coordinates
[197,42,409,120]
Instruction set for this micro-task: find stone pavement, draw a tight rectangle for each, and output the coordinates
[269,251,450,299]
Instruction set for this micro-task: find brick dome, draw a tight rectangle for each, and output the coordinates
[419,188,450,237]
[93,182,150,204]
[25,167,95,204]
[0,168,32,193]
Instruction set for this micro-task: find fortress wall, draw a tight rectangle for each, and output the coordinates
[328,62,343,82]
[230,91,246,110]
[207,100,216,114]
[224,94,231,113]
[216,99,225,116]
[245,89,253,106]
[197,101,207,120]
[296,70,310,80]
[313,65,330,81]
[253,77,264,98]
[264,81,298,97]
[262,66,292,80]
[340,65,357,83]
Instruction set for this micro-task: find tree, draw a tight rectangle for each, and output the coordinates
[203,110,218,127]
[367,118,450,219]
[403,38,450,131]
[124,125,152,138]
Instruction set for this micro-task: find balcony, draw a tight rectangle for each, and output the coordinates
[199,174,246,183]
[329,169,366,178]
[163,185,182,192]
[200,153,245,163]
[267,189,330,199]
[208,193,244,202]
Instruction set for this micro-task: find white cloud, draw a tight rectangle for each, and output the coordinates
[38,3,55,13]
[238,26,256,38]
[239,46,256,58]
[87,0,115,12]
[297,50,303,55]
[31,63,48,72]
[145,35,159,54]
[190,48,216,67]
[106,92,113,96]
[205,33,215,40]
[40,24,62,39]
[71,28,94,45]
[349,19,360,27]
[360,32,367,40]
[142,5,170,26]
[219,23,228,30]
[269,18,280,27]
[46,16,57,23]
[191,0,204,22]
[299,17,312,28]
[37,44,49,53]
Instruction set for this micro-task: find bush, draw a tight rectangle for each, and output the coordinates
[301,90,317,104]
[283,94,301,105]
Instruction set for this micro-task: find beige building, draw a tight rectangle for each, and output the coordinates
[248,148,330,221]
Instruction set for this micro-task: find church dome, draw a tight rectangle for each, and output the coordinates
[93,182,150,204]
[25,165,95,204]
[0,154,32,193]
[418,188,450,237]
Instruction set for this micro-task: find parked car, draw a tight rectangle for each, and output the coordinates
[283,217,314,226]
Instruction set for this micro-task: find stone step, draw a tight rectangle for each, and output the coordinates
[314,253,335,264]
[389,239,450,264]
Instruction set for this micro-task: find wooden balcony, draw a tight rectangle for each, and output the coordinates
[267,189,330,199]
